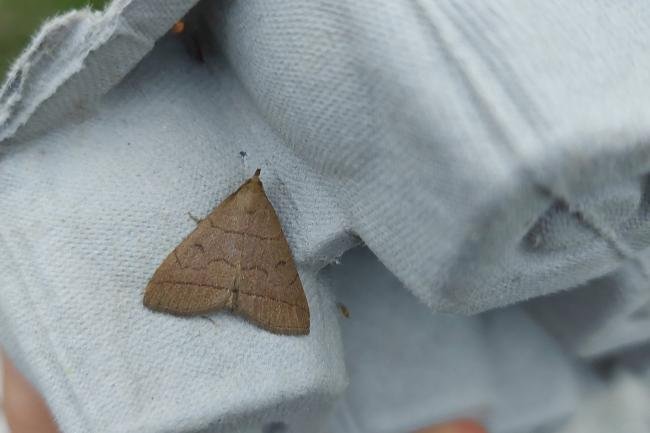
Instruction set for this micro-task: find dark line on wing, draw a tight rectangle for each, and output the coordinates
[237,290,308,312]
[152,281,229,291]
[208,218,282,241]
[173,250,183,267]
[239,264,269,276]
[287,272,299,287]
[172,256,270,277]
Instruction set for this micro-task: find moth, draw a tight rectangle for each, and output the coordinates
[143,169,310,335]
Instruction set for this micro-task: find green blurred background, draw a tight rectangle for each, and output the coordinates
[0,0,109,80]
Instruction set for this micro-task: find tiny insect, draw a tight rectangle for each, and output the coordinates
[336,302,350,318]
[171,20,185,34]
[171,18,204,62]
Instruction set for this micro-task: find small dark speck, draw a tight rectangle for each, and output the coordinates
[337,302,350,318]
[127,142,131,146]
[239,151,247,157]
[187,212,202,224]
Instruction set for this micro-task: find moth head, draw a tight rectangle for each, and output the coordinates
[235,170,264,211]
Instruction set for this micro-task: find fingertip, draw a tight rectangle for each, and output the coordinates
[2,352,59,433]
[415,419,488,433]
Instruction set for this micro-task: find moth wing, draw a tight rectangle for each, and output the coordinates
[218,179,310,335]
[143,218,235,315]
[144,172,310,335]
[234,247,310,335]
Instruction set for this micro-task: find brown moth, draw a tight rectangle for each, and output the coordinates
[143,169,310,335]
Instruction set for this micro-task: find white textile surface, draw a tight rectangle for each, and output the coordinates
[3,0,650,432]
[529,248,650,358]
[0,31,349,433]
[545,371,650,433]
[325,247,577,433]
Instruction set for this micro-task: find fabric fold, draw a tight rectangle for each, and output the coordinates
[0,0,198,143]
[210,0,650,313]
[0,34,348,433]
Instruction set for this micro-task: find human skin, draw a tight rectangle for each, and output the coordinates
[415,419,488,433]
[2,353,486,433]
[2,353,59,433]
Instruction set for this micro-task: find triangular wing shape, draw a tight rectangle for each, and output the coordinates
[143,170,310,335]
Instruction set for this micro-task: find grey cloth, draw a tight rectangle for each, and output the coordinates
[0,33,349,433]
[613,344,650,373]
[213,0,650,314]
[326,247,577,433]
[0,0,200,143]
[325,247,492,433]
[545,370,650,433]
[3,0,650,432]
[529,248,650,358]
[481,308,578,433]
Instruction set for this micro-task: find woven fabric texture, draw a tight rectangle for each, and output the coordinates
[3,1,650,432]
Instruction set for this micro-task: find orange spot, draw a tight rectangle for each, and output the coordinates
[171,20,185,34]
[414,419,488,433]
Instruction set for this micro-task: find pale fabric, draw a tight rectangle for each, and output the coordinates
[325,247,577,433]
[0,36,348,433]
[529,248,650,358]
[546,371,650,433]
[3,1,650,433]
